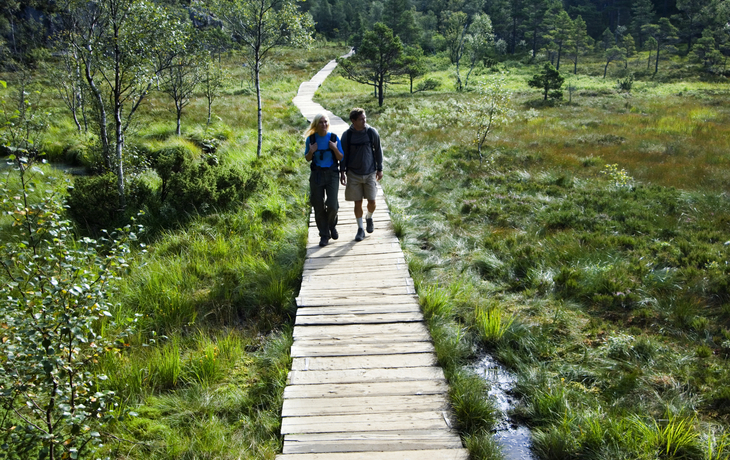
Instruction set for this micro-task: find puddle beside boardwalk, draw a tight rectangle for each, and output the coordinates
[472,355,536,460]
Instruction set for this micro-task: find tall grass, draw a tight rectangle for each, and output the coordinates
[314,51,730,459]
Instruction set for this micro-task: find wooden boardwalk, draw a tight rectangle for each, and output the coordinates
[278,55,468,460]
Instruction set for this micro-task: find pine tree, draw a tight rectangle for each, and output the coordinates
[528,63,564,100]
[631,0,656,48]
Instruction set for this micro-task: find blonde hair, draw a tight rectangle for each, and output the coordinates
[304,113,329,138]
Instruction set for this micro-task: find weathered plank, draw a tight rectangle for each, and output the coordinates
[290,341,435,358]
[297,287,417,299]
[292,322,428,339]
[282,393,449,417]
[291,353,437,371]
[287,366,445,386]
[295,303,421,316]
[277,449,468,460]
[299,275,413,288]
[282,431,463,454]
[296,295,420,308]
[280,411,455,434]
[305,249,405,263]
[283,380,449,399]
[301,264,409,277]
[295,312,423,326]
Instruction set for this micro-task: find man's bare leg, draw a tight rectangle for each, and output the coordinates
[365,199,376,233]
[354,200,366,241]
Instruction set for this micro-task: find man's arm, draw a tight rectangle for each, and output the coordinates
[372,128,383,180]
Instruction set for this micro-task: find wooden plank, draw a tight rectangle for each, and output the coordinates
[282,394,449,417]
[293,322,428,339]
[295,303,421,316]
[300,275,413,288]
[283,380,449,399]
[296,295,419,308]
[282,431,463,454]
[276,449,469,460]
[292,334,433,346]
[291,353,437,371]
[287,366,445,386]
[290,341,435,358]
[304,251,403,262]
[304,255,405,274]
[295,312,423,326]
[281,411,455,434]
[297,288,417,300]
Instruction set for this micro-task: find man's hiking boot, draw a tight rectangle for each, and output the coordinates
[330,226,338,240]
[319,236,329,247]
[366,217,374,233]
[355,227,365,241]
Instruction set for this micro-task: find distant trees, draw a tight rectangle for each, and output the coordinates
[568,15,594,74]
[642,17,680,74]
[543,8,574,70]
[338,22,403,106]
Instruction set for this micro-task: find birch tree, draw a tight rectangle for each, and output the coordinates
[60,0,180,210]
[454,74,514,164]
[214,0,314,157]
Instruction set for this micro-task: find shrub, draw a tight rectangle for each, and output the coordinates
[67,172,153,233]
[0,155,134,460]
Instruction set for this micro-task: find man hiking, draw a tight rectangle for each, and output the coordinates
[339,108,383,242]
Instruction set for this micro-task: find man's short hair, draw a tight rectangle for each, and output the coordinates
[349,107,365,122]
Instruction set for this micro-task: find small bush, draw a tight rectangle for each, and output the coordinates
[67,172,153,233]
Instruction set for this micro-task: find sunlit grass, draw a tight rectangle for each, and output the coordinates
[317,50,730,460]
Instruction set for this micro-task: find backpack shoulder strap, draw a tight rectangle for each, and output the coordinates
[330,133,337,142]
[367,127,375,151]
[309,134,316,144]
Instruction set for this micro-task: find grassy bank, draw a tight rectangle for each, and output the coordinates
[316,52,730,459]
[1,43,348,459]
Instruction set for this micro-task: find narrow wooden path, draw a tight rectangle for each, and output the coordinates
[277,54,468,460]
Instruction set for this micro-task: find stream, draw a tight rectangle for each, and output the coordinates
[472,354,536,460]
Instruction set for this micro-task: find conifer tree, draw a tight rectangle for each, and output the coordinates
[528,63,564,100]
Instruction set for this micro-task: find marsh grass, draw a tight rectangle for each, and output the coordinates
[313,51,730,459]
[0,44,347,459]
[474,303,515,346]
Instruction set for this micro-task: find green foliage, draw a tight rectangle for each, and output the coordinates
[0,155,136,460]
[338,22,403,107]
[67,172,153,233]
[528,63,565,101]
[474,304,515,345]
[453,73,515,162]
[449,369,498,434]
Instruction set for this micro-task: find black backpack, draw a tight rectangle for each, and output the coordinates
[343,127,375,161]
[309,132,339,171]
[343,127,376,175]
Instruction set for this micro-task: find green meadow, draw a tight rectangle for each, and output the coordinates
[316,49,730,459]
[2,38,730,459]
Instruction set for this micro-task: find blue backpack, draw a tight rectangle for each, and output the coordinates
[309,132,339,171]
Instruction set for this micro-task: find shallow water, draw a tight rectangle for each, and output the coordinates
[472,354,536,460]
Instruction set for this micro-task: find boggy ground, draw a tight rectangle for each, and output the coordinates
[316,52,730,459]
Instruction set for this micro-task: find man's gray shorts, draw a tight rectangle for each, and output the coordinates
[345,171,377,201]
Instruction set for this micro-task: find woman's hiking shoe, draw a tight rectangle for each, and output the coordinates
[355,227,365,241]
[330,226,338,240]
[319,236,329,247]
[366,217,374,233]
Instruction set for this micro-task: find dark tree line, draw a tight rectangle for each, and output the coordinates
[303,0,729,69]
